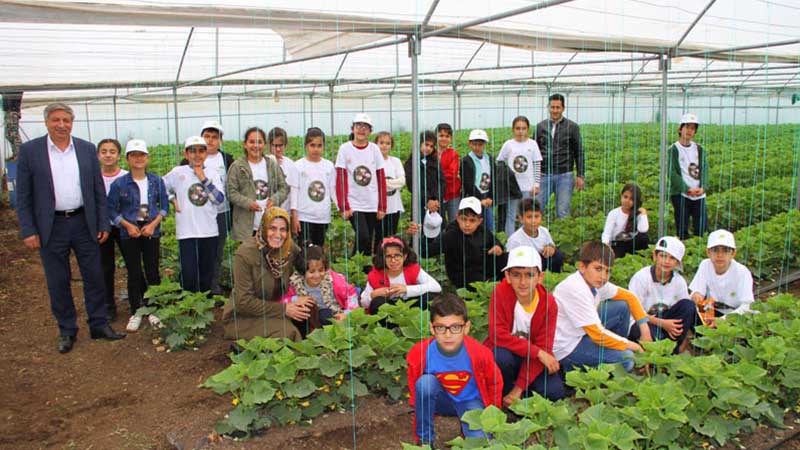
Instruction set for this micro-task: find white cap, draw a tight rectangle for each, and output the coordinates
[423,211,443,239]
[201,120,224,135]
[458,196,482,215]
[184,135,207,149]
[654,236,685,269]
[502,246,542,272]
[124,139,148,155]
[468,129,489,142]
[352,113,373,127]
[680,113,699,125]
[707,229,736,249]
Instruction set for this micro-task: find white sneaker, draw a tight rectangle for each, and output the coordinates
[126,315,142,332]
[148,315,163,328]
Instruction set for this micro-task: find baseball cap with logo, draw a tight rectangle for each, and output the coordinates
[184,136,207,149]
[458,196,482,215]
[680,113,699,125]
[502,246,542,272]
[654,236,685,270]
[707,229,736,249]
[352,113,373,127]
[468,129,489,142]
[124,139,148,155]
[423,211,443,239]
[200,120,224,136]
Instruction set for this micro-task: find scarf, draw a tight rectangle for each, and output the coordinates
[256,207,294,278]
[288,270,341,314]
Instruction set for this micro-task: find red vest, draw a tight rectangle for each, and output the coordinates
[367,264,421,289]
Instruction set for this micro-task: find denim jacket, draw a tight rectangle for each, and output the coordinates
[107,172,170,239]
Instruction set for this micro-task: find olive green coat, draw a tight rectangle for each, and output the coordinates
[226,154,289,242]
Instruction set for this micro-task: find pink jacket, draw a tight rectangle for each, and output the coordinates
[279,269,359,311]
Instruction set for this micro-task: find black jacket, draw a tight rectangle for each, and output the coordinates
[535,117,584,177]
[404,153,446,214]
[460,152,495,200]
[493,160,522,205]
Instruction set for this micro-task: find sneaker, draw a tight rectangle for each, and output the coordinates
[126,315,142,333]
[148,315,163,328]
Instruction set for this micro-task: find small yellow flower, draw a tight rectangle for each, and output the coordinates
[731,409,741,418]
[702,442,710,448]
[338,373,344,380]
[394,375,400,381]
[187,339,195,345]
[300,401,310,407]
[276,390,284,400]
[232,397,239,406]
[329,404,336,410]
[405,393,410,398]
[322,386,330,392]
[335,380,342,386]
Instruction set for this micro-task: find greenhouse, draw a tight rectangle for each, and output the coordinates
[1,0,800,449]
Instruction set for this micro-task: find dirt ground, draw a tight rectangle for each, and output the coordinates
[0,205,798,450]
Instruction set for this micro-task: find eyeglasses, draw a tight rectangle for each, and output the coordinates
[384,253,404,261]
[270,143,286,149]
[507,269,537,280]
[353,122,372,130]
[432,324,465,335]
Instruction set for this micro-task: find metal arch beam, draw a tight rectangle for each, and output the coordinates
[673,0,716,52]
[685,59,714,86]
[422,0,440,28]
[175,27,195,84]
[457,42,487,84]
[624,59,651,89]
[737,62,767,89]
[551,52,578,85]
[676,38,800,58]
[780,70,800,90]
[332,53,350,84]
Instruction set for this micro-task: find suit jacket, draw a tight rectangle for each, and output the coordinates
[16,135,110,246]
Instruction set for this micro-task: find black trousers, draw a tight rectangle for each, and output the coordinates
[375,212,400,250]
[629,299,698,354]
[349,211,378,256]
[298,221,328,247]
[178,237,218,293]
[671,195,708,240]
[119,234,161,313]
[99,226,122,313]
[611,233,650,259]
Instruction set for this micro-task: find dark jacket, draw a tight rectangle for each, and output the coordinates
[535,117,584,177]
[107,172,170,239]
[404,153,446,214]
[493,160,522,205]
[16,135,110,246]
[460,152,495,200]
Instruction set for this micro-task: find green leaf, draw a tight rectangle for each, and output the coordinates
[242,379,276,405]
[319,356,346,377]
[349,345,377,368]
[283,378,316,398]
[227,404,258,432]
[338,376,369,398]
[165,332,186,349]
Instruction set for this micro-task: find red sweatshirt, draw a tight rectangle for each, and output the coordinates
[438,147,461,201]
[484,280,558,390]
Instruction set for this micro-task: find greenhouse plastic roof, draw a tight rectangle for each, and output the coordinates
[1,0,799,104]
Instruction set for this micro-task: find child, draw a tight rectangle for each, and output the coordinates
[668,113,708,240]
[107,139,169,332]
[460,129,495,231]
[496,116,542,237]
[405,130,445,224]
[406,293,502,447]
[689,230,754,324]
[436,123,461,224]
[628,236,696,353]
[334,113,388,256]
[375,131,405,245]
[98,138,127,321]
[601,183,650,259]
[279,244,359,329]
[293,127,337,246]
[361,236,441,314]
[553,241,652,373]
[506,198,564,273]
[485,246,565,405]
[163,136,225,293]
[268,127,299,214]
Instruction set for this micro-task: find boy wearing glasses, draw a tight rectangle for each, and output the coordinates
[486,246,565,405]
[689,230,754,324]
[407,293,502,448]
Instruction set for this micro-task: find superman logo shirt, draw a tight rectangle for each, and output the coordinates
[425,343,480,402]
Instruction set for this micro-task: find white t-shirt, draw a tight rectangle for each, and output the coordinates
[674,141,705,200]
[134,177,149,222]
[497,138,542,192]
[472,153,491,194]
[163,165,222,240]
[359,267,441,309]
[279,156,299,212]
[628,266,689,313]
[249,159,270,231]
[601,207,650,244]
[506,226,555,254]
[384,156,405,215]
[102,168,128,194]
[295,157,338,224]
[689,259,754,315]
[335,141,385,212]
[552,272,626,360]
[512,302,535,338]
[205,152,230,213]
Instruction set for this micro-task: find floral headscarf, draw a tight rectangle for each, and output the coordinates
[255,207,293,258]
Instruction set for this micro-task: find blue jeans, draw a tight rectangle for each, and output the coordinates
[493,347,566,401]
[444,197,461,225]
[415,374,487,443]
[504,192,532,237]
[561,301,635,372]
[537,172,575,219]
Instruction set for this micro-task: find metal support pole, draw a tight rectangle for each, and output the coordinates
[457,92,462,131]
[658,54,670,237]
[452,83,457,129]
[112,94,119,140]
[237,97,241,141]
[329,84,335,155]
[217,93,223,122]
[84,102,92,143]
[310,94,314,127]
[388,93,393,134]
[410,33,421,254]
[164,103,170,147]
[516,91,521,115]
[172,87,180,156]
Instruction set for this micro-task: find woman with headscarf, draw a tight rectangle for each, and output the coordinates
[222,207,315,341]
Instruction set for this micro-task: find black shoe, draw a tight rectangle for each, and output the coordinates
[58,335,76,353]
[89,325,126,340]
[107,307,117,322]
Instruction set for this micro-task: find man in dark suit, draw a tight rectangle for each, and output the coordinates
[16,103,125,353]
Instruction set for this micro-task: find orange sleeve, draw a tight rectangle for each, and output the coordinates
[611,287,648,322]
[582,324,629,351]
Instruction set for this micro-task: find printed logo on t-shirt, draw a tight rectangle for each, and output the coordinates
[136,205,148,222]
[353,165,372,186]
[479,173,491,191]
[386,176,397,196]
[513,155,528,173]
[434,371,472,396]
[187,183,209,206]
[307,180,326,202]
[688,163,700,180]
[254,179,270,201]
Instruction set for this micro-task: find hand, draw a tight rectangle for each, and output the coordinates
[371,287,392,299]
[266,199,274,209]
[627,341,645,353]
[23,235,40,250]
[638,207,647,215]
[296,296,317,309]
[333,313,347,321]
[292,216,301,235]
[97,231,109,244]
[248,201,262,212]
[532,187,539,196]
[542,245,556,258]
[285,302,311,321]
[691,292,704,304]
[388,285,407,297]
[193,165,206,181]
[376,210,386,221]
[659,318,684,340]
[172,199,181,213]
[487,245,503,256]
[502,386,523,408]
[638,323,653,342]
[480,198,493,207]
[342,209,353,220]
[426,199,440,213]
[537,350,560,374]
[406,222,420,235]
[575,176,585,191]
[695,188,705,196]
[142,223,157,237]
[125,223,141,238]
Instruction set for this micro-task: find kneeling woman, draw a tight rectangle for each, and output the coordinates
[222,207,311,341]
[361,237,442,314]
